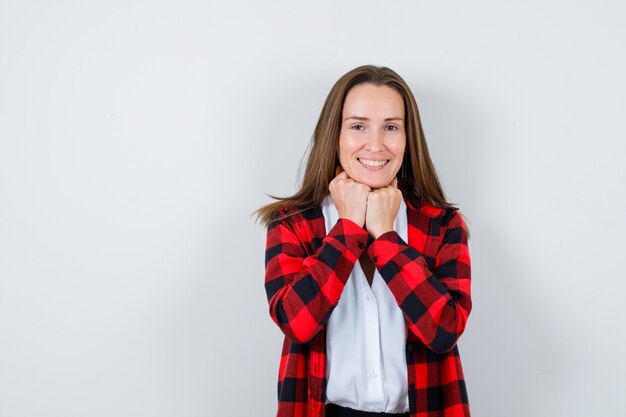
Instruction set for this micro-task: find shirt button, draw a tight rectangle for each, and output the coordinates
[366,294,373,301]
[407,345,412,351]
[358,241,365,249]
[371,370,378,377]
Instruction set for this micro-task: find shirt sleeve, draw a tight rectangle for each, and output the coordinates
[366,209,472,353]
[264,210,369,343]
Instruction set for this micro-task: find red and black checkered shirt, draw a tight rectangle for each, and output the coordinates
[264,191,472,417]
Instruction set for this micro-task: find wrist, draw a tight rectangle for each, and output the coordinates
[370,226,394,239]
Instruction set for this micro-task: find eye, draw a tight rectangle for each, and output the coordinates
[386,125,398,131]
[351,124,365,131]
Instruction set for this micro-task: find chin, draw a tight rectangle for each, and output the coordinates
[358,177,392,189]
[345,167,397,189]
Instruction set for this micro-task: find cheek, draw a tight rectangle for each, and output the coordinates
[337,141,347,162]
[338,136,358,160]
[392,138,406,159]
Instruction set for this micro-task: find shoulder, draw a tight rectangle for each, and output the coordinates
[268,202,324,230]
[403,191,459,221]
[402,192,467,242]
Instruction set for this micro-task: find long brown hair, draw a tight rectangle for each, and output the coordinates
[253,65,466,233]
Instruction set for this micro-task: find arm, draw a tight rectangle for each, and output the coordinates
[264,209,369,343]
[367,209,472,353]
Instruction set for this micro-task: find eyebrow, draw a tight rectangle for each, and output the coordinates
[343,116,404,122]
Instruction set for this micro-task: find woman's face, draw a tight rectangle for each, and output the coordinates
[338,83,406,190]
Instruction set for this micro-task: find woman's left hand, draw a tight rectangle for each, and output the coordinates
[365,177,402,239]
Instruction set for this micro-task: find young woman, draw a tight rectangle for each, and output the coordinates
[254,65,472,417]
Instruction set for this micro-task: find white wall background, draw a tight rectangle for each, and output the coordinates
[1,1,624,416]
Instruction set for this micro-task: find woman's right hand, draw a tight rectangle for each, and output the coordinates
[329,166,370,228]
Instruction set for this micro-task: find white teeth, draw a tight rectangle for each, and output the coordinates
[358,158,388,167]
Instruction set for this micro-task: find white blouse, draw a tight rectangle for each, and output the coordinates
[321,193,410,414]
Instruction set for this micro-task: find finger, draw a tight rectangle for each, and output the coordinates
[332,171,349,182]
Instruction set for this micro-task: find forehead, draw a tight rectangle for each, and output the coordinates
[342,84,404,118]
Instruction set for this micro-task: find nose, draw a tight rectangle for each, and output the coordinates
[365,131,384,151]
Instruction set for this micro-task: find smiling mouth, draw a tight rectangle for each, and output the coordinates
[358,158,389,167]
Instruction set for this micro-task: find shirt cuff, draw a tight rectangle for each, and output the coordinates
[327,218,369,258]
[366,230,407,266]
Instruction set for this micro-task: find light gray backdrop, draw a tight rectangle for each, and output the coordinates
[1,1,624,416]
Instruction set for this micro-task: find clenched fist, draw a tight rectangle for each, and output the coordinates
[365,177,402,239]
[329,167,371,228]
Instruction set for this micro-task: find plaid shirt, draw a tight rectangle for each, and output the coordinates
[264,190,472,417]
